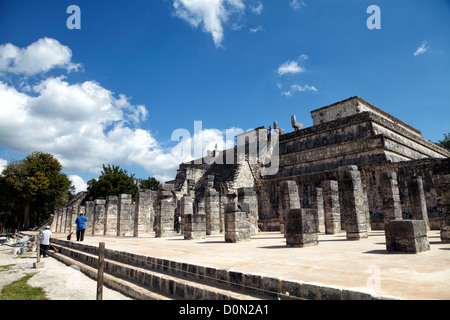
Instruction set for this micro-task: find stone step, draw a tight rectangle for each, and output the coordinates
[48,249,171,300]
[49,242,273,300]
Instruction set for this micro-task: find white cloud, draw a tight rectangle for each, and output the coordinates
[0,38,249,183]
[250,2,263,15]
[250,25,264,33]
[173,0,245,47]
[69,175,88,193]
[291,84,317,92]
[290,0,306,11]
[0,158,6,175]
[0,77,241,182]
[278,61,304,75]
[282,84,318,97]
[0,38,81,75]
[414,41,429,56]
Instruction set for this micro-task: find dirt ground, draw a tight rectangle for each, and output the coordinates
[0,245,131,300]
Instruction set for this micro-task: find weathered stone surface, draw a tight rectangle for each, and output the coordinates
[134,190,156,237]
[205,184,221,235]
[105,196,118,236]
[407,176,430,230]
[385,219,430,253]
[180,195,193,236]
[224,205,252,243]
[338,165,369,240]
[184,214,206,240]
[432,159,450,242]
[322,180,341,234]
[238,187,258,235]
[155,185,176,238]
[84,201,95,234]
[279,180,301,233]
[118,194,134,236]
[93,199,106,235]
[379,171,402,223]
[285,208,318,247]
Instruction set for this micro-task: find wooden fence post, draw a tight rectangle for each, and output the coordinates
[33,234,44,268]
[96,242,105,300]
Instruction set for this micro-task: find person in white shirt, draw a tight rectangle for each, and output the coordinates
[40,226,52,258]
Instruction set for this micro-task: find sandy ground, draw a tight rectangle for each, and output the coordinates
[0,245,131,300]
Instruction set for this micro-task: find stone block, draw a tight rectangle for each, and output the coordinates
[224,211,252,243]
[318,286,342,300]
[385,219,430,253]
[184,214,206,240]
[302,283,318,300]
[263,277,281,298]
[285,208,318,247]
[281,280,302,299]
[244,274,263,295]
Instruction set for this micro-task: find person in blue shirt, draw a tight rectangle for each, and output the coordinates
[75,211,88,241]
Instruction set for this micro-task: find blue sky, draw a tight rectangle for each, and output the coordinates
[0,0,449,192]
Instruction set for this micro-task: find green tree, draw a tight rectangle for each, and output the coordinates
[0,152,72,230]
[86,164,138,200]
[140,177,160,191]
[436,133,450,151]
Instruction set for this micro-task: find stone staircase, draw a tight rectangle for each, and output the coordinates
[48,238,285,300]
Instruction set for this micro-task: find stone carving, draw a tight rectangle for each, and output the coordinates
[273,121,284,135]
[291,115,303,131]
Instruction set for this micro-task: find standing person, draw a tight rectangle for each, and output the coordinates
[40,226,52,257]
[176,214,181,233]
[75,211,88,241]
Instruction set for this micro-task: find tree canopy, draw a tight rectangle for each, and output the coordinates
[140,177,160,191]
[436,133,450,151]
[0,152,72,230]
[86,164,139,200]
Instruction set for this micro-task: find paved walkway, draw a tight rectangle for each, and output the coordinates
[51,230,450,300]
[0,246,131,300]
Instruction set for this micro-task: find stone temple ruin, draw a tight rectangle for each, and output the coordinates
[51,96,450,252]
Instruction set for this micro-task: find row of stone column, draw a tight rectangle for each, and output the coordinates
[53,190,157,237]
[155,181,258,243]
[281,165,442,252]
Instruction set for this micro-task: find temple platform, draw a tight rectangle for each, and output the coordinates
[50,229,450,300]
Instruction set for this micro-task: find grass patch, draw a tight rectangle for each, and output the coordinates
[0,264,16,272]
[0,273,48,300]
